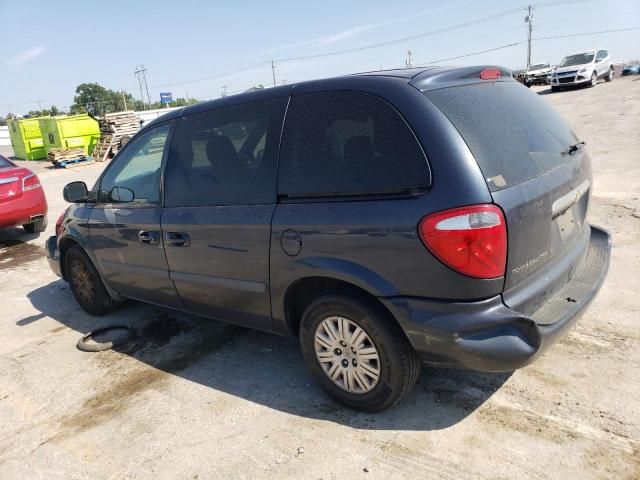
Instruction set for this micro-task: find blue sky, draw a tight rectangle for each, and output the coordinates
[1,0,639,114]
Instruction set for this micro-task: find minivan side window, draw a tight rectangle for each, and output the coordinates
[99,123,171,204]
[164,98,287,207]
[278,91,429,197]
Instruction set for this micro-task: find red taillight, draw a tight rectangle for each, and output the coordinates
[22,173,41,192]
[419,204,507,279]
[55,209,69,237]
[480,68,502,80]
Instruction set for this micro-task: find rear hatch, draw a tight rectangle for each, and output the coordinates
[424,81,591,317]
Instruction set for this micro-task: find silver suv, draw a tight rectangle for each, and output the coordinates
[550,49,614,91]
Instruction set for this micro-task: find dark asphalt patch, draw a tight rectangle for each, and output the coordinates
[0,239,44,269]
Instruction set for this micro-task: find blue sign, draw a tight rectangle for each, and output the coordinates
[160,92,173,104]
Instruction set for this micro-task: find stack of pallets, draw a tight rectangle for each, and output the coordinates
[92,111,140,162]
[48,148,92,168]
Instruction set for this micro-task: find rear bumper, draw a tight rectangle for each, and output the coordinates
[381,225,611,372]
[0,191,47,229]
[45,235,62,277]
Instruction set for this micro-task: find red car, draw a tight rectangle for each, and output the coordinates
[0,154,47,233]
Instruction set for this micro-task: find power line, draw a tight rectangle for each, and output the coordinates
[274,7,524,63]
[417,26,640,66]
[154,62,268,89]
[111,1,589,93]
[273,1,587,64]
[419,41,526,65]
[534,26,640,40]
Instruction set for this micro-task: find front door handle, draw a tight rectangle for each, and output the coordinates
[165,232,191,247]
[138,230,160,245]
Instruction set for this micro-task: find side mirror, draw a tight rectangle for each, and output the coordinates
[110,186,135,203]
[63,181,89,203]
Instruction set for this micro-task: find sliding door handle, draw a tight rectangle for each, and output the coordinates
[165,232,191,247]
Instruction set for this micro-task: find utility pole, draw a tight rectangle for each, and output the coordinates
[271,60,277,87]
[525,6,533,69]
[134,65,151,109]
[405,50,413,68]
[121,91,128,111]
[220,86,228,97]
[36,99,42,111]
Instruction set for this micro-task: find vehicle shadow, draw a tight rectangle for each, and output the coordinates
[25,279,511,431]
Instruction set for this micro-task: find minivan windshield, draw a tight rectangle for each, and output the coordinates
[560,53,594,67]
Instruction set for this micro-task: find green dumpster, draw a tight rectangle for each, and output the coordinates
[39,114,100,156]
[6,118,46,160]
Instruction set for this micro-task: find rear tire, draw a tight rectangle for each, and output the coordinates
[299,295,421,412]
[605,67,614,82]
[65,245,114,316]
[23,217,47,234]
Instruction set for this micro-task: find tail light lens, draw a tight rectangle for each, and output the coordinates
[55,208,69,237]
[419,204,507,279]
[22,173,41,192]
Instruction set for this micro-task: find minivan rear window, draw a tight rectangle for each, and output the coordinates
[0,156,11,167]
[424,83,579,191]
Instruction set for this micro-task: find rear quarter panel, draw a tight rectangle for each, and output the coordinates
[270,78,502,334]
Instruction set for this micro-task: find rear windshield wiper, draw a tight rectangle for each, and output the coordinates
[563,141,586,156]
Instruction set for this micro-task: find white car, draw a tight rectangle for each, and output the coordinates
[524,63,552,87]
[550,49,614,91]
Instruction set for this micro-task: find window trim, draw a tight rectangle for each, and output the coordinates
[276,90,432,200]
[95,120,175,208]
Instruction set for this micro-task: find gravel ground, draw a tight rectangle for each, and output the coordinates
[0,76,638,479]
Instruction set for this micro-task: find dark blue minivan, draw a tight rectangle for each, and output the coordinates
[47,66,610,411]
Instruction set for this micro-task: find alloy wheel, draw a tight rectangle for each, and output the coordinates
[314,316,381,394]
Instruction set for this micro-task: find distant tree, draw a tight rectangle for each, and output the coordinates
[71,83,111,116]
[1,113,18,125]
[70,83,138,116]
[50,105,60,116]
[173,97,199,107]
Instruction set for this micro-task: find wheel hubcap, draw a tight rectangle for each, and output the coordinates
[70,260,95,305]
[314,316,381,394]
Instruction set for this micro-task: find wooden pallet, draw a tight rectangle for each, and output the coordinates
[93,111,140,161]
[47,147,86,162]
[92,135,116,162]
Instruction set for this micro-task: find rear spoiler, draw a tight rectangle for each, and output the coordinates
[409,65,514,91]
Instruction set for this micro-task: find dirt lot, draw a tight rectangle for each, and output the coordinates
[0,77,638,480]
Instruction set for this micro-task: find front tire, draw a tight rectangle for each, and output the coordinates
[65,245,114,316]
[589,71,597,87]
[299,295,420,412]
[23,217,47,233]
